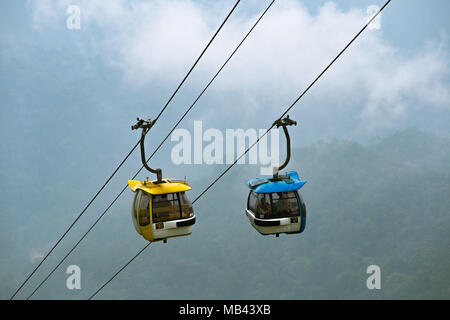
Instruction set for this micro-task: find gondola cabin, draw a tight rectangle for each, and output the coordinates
[128,179,196,242]
[245,171,306,237]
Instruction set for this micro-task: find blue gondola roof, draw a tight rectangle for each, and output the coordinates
[246,171,306,193]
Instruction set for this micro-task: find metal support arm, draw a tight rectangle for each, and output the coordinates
[273,115,297,178]
[132,118,163,182]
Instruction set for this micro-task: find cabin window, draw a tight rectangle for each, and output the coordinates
[250,191,300,219]
[270,191,299,218]
[152,193,181,223]
[180,192,194,219]
[138,193,150,226]
[247,191,257,212]
[131,190,141,231]
[298,192,306,218]
[255,193,271,219]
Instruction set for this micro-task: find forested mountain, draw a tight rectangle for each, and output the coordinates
[2,129,449,299]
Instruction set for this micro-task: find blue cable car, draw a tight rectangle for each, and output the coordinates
[244,116,307,237]
[246,171,306,236]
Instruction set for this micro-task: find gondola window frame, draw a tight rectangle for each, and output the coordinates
[151,192,182,223]
[138,192,151,227]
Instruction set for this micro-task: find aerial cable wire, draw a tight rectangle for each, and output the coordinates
[88,242,152,300]
[27,0,274,300]
[193,0,392,204]
[10,0,241,300]
[87,0,392,299]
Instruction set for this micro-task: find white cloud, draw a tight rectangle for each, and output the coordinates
[27,0,450,131]
[27,0,60,29]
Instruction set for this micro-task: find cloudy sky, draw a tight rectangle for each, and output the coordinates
[0,0,449,298]
[1,0,449,186]
[0,2,448,189]
[1,0,449,212]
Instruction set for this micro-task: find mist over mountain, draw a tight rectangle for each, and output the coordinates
[1,0,449,301]
[2,128,449,300]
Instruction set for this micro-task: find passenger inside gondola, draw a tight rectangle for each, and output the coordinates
[271,192,299,218]
[152,193,180,223]
[257,195,270,218]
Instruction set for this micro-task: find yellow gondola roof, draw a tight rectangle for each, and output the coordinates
[128,179,192,195]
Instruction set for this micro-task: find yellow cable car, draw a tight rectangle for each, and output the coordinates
[129,118,196,243]
[244,116,307,237]
[128,179,195,242]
